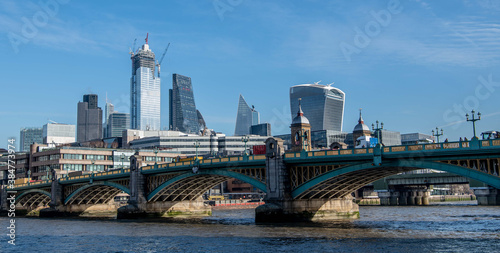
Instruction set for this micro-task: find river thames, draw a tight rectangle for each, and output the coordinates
[2,201,499,252]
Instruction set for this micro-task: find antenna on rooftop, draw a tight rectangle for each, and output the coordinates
[314,80,322,85]
[327,82,335,87]
[145,33,149,44]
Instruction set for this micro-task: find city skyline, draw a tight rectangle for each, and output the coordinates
[1,1,500,149]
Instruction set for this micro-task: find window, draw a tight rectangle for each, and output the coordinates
[63,154,83,160]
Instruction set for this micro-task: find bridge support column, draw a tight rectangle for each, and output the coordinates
[255,138,359,222]
[378,191,391,206]
[474,187,499,205]
[39,172,64,217]
[399,191,409,205]
[389,191,399,206]
[118,154,211,218]
[407,190,417,205]
[421,190,431,206]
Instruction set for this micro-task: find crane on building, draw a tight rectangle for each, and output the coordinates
[156,42,170,77]
[129,38,137,56]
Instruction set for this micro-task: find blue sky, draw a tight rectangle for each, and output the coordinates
[1,0,500,150]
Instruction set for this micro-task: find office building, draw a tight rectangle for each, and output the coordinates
[108,113,130,138]
[103,101,114,138]
[169,74,199,133]
[130,37,161,131]
[20,127,43,152]
[377,130,402,146]
[250,123,271,136]
[43,123,75,145]
[77,94,103,142]
[127,130,267,155]
[401,133,435,145]
[290,83,345,132]
[234,94,260,136]
[0,143,179,180]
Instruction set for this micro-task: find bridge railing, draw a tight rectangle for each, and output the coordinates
[141,155,267,171]
[12,179,51,188]
[59,169,130,182]
[284,139,500,159]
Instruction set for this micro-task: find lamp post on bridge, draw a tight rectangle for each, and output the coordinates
[372,120,384,146]
[120,153,125,169]
[300,128,309,151]
[432,127,444,143]
[466,110,481,140]
[194,141,200,161]
[241,136,249,156]
[154,147,159,166]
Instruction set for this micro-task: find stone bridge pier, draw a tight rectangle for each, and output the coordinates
[255,138,359,222]
[379,187,431,206]
[117,154,211,219]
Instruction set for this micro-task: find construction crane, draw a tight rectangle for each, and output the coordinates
[129,38,137,56]
[156,42,170,77]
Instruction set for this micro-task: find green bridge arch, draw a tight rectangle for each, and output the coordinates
[147,169,267,201]
[64,181,130,205]
[292,160,500,199]
[15,189,51,202]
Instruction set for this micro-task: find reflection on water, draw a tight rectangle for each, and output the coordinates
[2,202,499,252]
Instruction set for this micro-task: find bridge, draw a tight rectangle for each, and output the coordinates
[2,137,499,221]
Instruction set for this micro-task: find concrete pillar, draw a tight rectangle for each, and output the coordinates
[378,191,391,206]
[399,191,409,206]
[389,191,399,206]
[421,190,431,206]
[415,190,423,205]
[474,187,499,205]
[407,190,417,205]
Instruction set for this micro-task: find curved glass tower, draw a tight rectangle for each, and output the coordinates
[290,84,345,132]
[234,94,260,136]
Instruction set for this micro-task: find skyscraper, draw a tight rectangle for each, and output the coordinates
[103,101,114,138]
[130,35,161,131]
[290,83,345,132]
[77,94,103,142]
[20,127,43,152]
[108,112,130,138]
[169,73,199,133]
[234,94,260,136]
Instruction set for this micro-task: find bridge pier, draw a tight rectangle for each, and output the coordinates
[474,187,499,205]
[117,154,211,219]
[255,138,359,222]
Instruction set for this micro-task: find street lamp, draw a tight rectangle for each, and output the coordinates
[91,159,95,172]
[120,153,125,169]
[194,141,200,161]
[372,120,384,145]
[154,147,159,165]
[466,110,481,139]
[241,136,249,155]
[432,127,444,143]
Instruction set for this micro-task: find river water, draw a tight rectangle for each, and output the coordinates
[2,201,499,252]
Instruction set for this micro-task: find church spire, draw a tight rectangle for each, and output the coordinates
[297,98,304,116]
[358,108,364,124]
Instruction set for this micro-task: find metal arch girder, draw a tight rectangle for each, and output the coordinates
[147,169,267,201]
[15,189,51,203]
[291,160,500,199]
[64,181,130,205]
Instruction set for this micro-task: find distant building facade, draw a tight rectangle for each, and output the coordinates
[250,123,271,136]
[169,74,199,133]
[20,127,43,152]
[290,84,345,132]
[43,123,75,145]
[108,113,130,138]
[130,39,161,131]
[77,94,103,142]
[401,133,434,145]
[234,94,260,136]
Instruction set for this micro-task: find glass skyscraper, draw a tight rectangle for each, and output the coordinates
[169,74,199,134]
[234,94,260,136]
[20,127,43,152]
[130,40,161,131]
[108,112,130,138]
[290,84,345,132]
